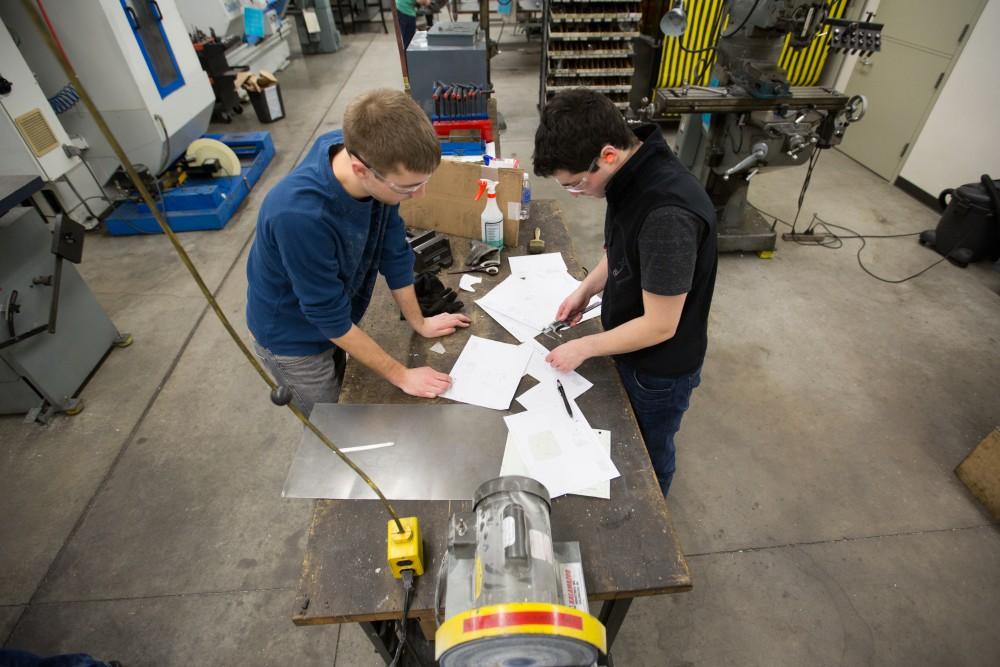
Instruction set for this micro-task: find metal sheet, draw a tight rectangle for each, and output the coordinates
[282,403,508,501]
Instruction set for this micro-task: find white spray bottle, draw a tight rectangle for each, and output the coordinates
[476,178,504,249]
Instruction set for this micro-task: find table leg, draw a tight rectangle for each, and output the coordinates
[358,621,395,664]
[597,597,633,666]
[359,619,436,666]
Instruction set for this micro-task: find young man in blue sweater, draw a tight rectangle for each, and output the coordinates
[247,89,470,414]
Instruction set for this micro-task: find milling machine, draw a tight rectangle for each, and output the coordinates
[639,0,882,252]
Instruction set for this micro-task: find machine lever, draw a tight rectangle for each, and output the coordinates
[723,142,768,181]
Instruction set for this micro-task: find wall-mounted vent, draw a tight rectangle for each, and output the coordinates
[15,108,59,157]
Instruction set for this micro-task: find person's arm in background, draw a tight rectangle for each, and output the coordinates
[273,211,453,398]
[547,207,699,372]
[381,206,470,338]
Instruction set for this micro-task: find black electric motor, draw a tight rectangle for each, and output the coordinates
[919,175,1000,268]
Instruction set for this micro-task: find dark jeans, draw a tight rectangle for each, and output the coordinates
[399,12,417,50]
[616,361,702,497]
[0,651,113,667]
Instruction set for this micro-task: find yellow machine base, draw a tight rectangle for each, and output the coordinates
[435,602,606,663]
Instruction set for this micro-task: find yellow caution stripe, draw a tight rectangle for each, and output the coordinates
[435,602,607,659]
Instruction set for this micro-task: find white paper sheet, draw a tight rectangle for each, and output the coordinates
[440,336,532,410]
[476,272,602,332]
[521,340,592,399]
[500,429,611,499]
[476,301,539,342]
[508,252,568,276]
[459,274,483,292]
[503,410,619,498]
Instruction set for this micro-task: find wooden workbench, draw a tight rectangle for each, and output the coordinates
[292,201,691,664]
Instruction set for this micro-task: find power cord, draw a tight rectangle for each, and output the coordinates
[721,0,761,37]
[390,569,426,667]
[749,202,951,284]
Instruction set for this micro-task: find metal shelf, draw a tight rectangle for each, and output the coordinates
[548,31,638,40]
[551,68,634,76]
[540,0,638,113]
[550,13,641,21]
[548,49,633,58]
[547,84,632,93]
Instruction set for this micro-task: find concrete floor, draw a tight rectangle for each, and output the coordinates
[3,26,1000,667]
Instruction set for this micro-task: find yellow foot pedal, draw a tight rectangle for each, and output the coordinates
[387,516,424,578]
[757,250,775,259]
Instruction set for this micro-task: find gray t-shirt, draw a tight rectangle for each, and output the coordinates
[637,206,703,296]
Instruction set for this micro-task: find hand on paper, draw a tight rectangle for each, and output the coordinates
[395,366,453,398]
[554,287,590,328]
[416,312,471,338]
[546,338,591,373]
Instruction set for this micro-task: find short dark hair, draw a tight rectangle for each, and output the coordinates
[533,89,637,177]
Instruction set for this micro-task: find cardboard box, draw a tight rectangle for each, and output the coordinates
[400,159,523,246]
[956,427,1000,522]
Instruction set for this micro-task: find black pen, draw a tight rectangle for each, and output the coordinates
[556,379,573,418]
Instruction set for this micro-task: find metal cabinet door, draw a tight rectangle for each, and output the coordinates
[874,0,984,56]
[837,37,950,180]
[834,0,986,181]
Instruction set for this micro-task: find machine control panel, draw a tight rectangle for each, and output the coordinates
[824,18,883,56]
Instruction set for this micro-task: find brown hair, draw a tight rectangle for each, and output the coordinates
[343,89,441,175]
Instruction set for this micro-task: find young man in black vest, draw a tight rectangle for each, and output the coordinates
[534,89,718,497]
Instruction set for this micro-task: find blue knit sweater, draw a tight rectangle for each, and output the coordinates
[246,130,415,355]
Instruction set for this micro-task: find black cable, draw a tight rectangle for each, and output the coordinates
[808,215,953,284]
[721,0,761,37]
[676,0,728,55]
[690,0,729,84]
[749,203,956,284]
[791,148,823,232]
[389,569,419,667]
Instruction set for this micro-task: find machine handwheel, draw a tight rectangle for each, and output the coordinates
[114,333,134,348]
[845,94,868,123]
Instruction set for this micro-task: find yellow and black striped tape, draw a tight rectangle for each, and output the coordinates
[779,0,849,85]
[657,0,730,88]
[657,0,849,89]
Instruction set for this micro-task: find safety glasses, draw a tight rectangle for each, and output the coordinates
[562,157,600,194]
[352,152,430,195]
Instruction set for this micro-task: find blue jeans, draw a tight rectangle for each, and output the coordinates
[616,362,702,497]
[398,12,417,50]
[0,651,113,667]
[252,339,346,416]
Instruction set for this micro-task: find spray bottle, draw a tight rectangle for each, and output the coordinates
[476,179,504,249]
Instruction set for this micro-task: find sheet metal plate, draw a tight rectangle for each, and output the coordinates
[282,403,507,500]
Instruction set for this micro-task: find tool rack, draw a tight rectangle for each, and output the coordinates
[539,0,641,111]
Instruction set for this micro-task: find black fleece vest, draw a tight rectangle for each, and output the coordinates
[602,124,718,377]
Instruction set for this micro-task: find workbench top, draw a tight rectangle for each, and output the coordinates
[293,200,691,626]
